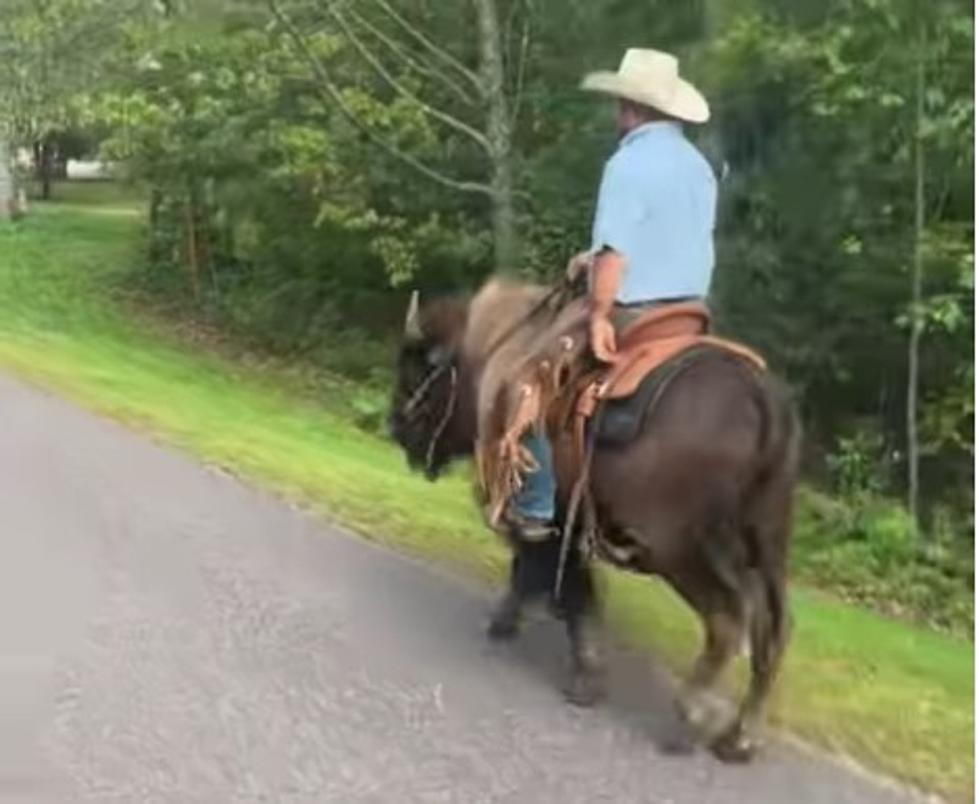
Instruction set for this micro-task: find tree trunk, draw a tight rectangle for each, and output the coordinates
[148,187,165,265]
[906,26,926,532]
[490,147,517,274]
[473,0,518,273]
[37,141,54,201]
[0,141,13,219]
[185,195,201,301]
[698,0,726,178]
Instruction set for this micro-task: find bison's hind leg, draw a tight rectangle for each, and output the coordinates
[666,506,750,752]
[712,524,792,762]
[677,604,745,742]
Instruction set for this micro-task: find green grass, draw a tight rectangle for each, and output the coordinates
[0,186,973,801]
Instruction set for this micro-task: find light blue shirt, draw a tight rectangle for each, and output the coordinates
[590,121,717,303]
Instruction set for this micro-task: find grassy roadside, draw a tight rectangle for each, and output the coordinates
[0,188,972,800]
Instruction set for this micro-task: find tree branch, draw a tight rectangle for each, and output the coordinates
[368,0,483,93]
[267,0,492,197]
[320,0,491,151]
[345,5,477,108]
[509,6,530,130]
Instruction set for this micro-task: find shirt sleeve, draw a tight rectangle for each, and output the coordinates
[589,154,644,258]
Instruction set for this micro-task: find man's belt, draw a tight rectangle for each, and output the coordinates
[614,296,700,310]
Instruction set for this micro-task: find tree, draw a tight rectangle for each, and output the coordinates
[0,0,161,200]
[906,15,925,529]
[0,142,13,219]
[266,0,530,272]
[705,0,973,526]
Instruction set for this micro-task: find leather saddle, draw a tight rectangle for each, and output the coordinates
[570,302,766,449]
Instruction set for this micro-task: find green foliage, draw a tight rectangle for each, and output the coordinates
[88,10,489,339]
[827,430,888,497]
[795,490,973,635]
[705,0,973,523]
[0,0,161,162]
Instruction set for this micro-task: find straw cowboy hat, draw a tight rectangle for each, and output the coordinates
[581,48,710,124]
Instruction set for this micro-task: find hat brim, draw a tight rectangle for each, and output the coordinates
[580,71,710,123]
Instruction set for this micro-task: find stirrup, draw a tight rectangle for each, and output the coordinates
[503,508,558,543]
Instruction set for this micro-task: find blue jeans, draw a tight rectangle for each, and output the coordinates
[512,428,556,521]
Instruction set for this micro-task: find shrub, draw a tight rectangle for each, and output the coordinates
[794,489,973,636]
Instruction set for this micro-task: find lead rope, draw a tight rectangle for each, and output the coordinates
[553,399,604,603]
[482,280,571,362]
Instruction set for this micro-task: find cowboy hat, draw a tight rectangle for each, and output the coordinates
[581,48,710,124]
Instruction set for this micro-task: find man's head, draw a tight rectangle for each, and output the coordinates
[615,99,674,139]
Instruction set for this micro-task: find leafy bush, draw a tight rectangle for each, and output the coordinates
[794,489,973,636]
[827,430,888,498]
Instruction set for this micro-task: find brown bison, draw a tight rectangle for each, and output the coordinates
[388,279,800,762]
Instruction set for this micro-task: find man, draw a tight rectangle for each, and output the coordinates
[509,48,718,540]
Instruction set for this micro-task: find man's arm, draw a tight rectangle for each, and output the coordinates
[589,247,625,362]
[586,153,639,361]
[590,248,625,318]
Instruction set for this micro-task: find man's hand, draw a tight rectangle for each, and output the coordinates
[590,315,617,362]
[565,250,593,284]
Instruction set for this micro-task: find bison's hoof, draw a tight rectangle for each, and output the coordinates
[711,723,760,764]
[546,598,568,621]
[657,728,698,756]
[487,616,521,641]
[676,692,727,739]
[563,670,606,708]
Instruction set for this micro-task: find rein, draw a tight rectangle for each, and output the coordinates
[482,279,572,362]
[554,399,603,601]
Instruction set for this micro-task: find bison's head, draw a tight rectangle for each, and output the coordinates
[389,290,471,480]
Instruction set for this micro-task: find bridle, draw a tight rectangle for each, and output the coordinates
[399,360,459,476]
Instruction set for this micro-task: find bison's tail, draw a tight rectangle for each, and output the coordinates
[743,372,800,671]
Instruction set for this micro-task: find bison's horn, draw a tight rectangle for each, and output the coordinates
[404,289,422,339]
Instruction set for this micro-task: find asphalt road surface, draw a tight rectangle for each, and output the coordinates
[0,374,924,803]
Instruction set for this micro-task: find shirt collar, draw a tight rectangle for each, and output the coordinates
[620,120,683,148]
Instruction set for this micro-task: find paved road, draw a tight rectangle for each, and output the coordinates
[0,374,922,803]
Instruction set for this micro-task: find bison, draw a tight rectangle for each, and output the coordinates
[389,279,800,762]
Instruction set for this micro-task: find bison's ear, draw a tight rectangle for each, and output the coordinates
[404,290,423,340]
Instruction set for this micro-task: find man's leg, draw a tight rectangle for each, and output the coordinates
[489,426,557,637]
[510,426,557,535]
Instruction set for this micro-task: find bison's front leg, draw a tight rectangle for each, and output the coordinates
[486,539,557,640]
[558,555,606,707]
[564,611,605,707]
[487,556,524,640]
